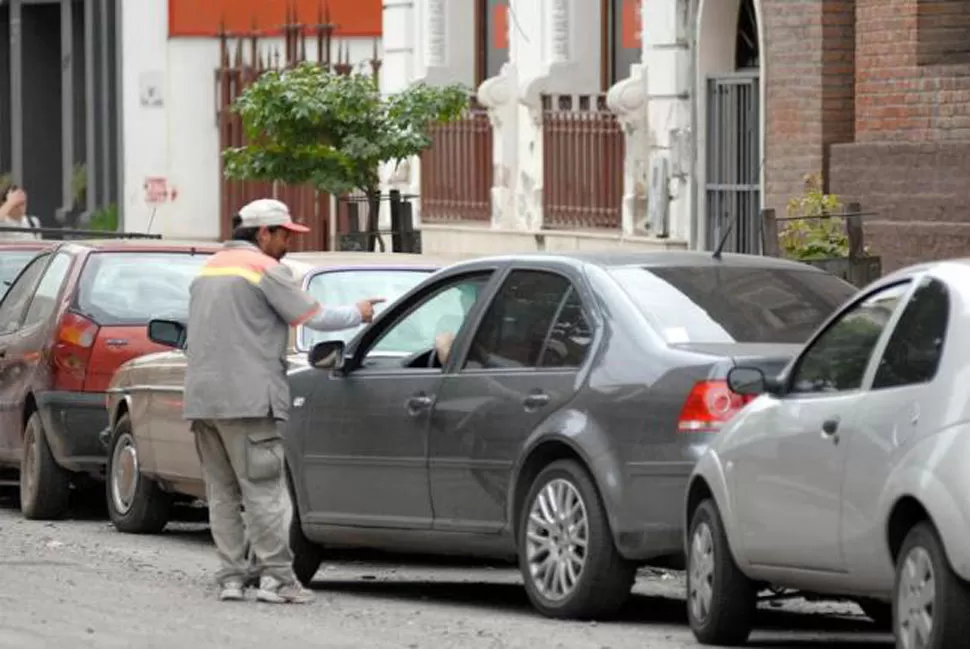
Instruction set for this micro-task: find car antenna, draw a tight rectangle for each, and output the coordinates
[711,213,736,260]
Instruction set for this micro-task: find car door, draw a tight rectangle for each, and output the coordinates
[841,275,949,581]
[142,350,198,485]
[299,270,496,529]
[429,267,594,533]
[727,280,911,572]
[0,253,51,461]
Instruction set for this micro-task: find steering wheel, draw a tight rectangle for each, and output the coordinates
[427,346,438,369]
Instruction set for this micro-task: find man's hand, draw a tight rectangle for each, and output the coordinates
[356,297,386,323]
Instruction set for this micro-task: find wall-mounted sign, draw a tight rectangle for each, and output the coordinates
[144,177,177,204]
[139,71,164,108]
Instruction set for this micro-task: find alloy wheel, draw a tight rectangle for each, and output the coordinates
[525,478,589,601]
[110,433,139,516]
[897,545,935,649]
[689,520,715,624]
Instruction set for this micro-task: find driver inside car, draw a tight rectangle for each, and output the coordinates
[432,283,481,365]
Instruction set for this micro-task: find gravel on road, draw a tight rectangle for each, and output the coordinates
[0,490,891,649]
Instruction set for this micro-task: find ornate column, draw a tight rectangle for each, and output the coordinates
[607,63,649,235]
[477,63,518,228]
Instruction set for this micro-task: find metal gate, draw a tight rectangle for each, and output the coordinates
[705,72,761,253]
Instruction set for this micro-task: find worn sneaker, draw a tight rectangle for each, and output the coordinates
[256,576,315,604]
[219,578,245,601]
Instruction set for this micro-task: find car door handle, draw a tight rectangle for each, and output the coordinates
[523,391,550,410]
[406,393,433,415]
[821,417,840,436]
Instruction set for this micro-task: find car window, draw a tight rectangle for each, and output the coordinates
[0,253,50,334]
[362,274,490,361]
[0,250,42,294]
[76,252,211,325]
[871,278,948,390]
[538,288,593,368]
[301,268,433,351]
[790,282,910,394]
[464,270,572,370]
[22,252,73,328]
[608,265,858,344]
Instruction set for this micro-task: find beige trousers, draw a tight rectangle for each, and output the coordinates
[191,418,295,585]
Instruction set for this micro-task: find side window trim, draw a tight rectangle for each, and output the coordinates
[457,266,593,374]
[0,253,52,333]
[784,278,915,397]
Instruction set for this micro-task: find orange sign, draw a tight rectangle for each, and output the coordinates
[493,2,509,50]
[622,0,641,49]
[168,0,382,37]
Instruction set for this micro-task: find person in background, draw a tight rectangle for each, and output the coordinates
[0,184,40,240]
[183,198,384,604]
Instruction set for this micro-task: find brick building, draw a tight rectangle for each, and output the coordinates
[765,0,970,272]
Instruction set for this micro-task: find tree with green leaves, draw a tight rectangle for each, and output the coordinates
[223,62,469,244]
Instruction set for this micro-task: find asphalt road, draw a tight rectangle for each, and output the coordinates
[0,488,892,649]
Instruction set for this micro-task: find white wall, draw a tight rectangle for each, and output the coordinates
[121,0,379,239]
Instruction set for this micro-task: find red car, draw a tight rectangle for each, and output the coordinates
[0,239,219,519]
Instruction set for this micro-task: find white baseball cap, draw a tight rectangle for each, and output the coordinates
[236,198,310,233]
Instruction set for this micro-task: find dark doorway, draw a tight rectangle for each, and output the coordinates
[705,0,762,254]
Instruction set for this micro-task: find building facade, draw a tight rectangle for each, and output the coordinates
[393,0,970,270]
[2,0,381,238]
[1,0,121,227]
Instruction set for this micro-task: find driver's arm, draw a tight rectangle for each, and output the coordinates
[435,331,456,364]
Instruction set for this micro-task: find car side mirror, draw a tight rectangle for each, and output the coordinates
[727,366,769,396]
[308,340,346,370]
[148,319,186,349]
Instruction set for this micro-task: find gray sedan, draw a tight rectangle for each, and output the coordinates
[685,259,970,647]
[285,250,856,620]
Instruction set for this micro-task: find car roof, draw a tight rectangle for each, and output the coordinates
[440,249,835,273]
[51,238,223,253]
[283,251,464,278]
[0,240,56,251]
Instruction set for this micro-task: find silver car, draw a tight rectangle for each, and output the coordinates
[684,259,969,648]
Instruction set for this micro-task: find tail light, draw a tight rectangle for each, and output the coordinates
[677,380,755,433]
[51,312,100,391]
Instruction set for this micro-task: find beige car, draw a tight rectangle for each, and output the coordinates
[102,251,452,533]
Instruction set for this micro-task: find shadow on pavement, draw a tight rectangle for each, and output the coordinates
[310,578,890,640]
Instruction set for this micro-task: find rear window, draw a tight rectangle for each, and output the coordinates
[300,268,433,350]
[76,251,210,325]
[0,250,41,293]
[608,265,858,344]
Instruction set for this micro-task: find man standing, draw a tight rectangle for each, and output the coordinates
[184,198,383,604]
[0,184,41,239]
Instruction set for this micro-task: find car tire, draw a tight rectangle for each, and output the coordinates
[106,413,172,534]
[686,498,756,646]
[517,459,635,620]
[856,597,892,630]
[20,411,71,520]
[894,522,970,649]
[286,467,323,587]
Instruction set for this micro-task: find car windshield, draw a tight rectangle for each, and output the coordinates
[300,268,434,351]
[0,250,41,294]
[76,251,211,325]
[608,265,858,344]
